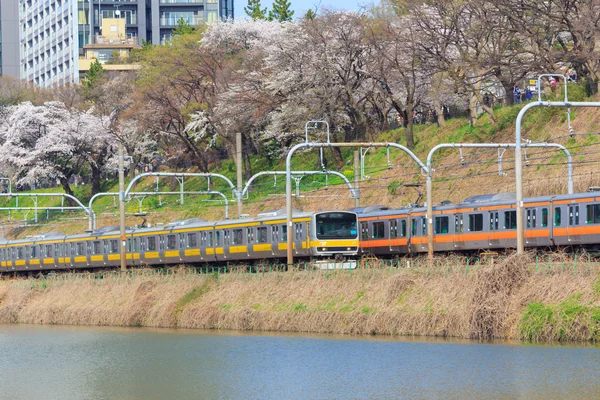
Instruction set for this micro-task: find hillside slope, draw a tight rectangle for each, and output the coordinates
[3,91,600,238]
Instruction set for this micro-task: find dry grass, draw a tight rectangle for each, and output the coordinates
[1,258,599,342]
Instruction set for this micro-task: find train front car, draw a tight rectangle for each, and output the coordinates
[310,211,359,262]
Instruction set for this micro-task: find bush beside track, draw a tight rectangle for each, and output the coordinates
[1,253,600,343]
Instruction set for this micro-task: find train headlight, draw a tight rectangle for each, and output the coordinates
[347,247,351,251]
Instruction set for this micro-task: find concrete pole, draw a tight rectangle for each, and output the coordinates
[354,151,360,207]
[118,142,127,272]
[236,131,243,218]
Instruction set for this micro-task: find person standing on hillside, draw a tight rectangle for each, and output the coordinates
[513,87,521,104]
[442,102,450,120]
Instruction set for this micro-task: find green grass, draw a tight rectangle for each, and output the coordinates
[520,294,600,342]
[174,277,214,315]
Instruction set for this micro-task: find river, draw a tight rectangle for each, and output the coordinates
[0,324,598,399]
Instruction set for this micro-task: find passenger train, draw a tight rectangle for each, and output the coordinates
[0,210,360,272]
[1,190,600,273]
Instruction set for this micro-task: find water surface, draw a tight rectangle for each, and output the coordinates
[0,324,598,399]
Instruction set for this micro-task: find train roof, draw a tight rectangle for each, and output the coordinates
[355,192,596,218]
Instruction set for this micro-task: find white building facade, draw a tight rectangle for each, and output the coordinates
[18,0,79,87]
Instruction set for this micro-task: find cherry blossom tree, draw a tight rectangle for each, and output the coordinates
[0,102,114,196]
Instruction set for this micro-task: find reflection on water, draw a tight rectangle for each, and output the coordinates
[1,324,599,400]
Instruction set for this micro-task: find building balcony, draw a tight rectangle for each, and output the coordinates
[160,0,203,3]
[91,34,139,46]
[159,16,202,26]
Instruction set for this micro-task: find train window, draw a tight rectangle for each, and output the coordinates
[586,204,600,224]
[281,226,287,242]
[208,232,213,247]
[93,241,102,255]
[504,211,516,229]
[17,247,23,259]
[179,234,185,249]
[401,220,407,237]
[77,242,85,255]
[46,244,53,257]
[167,235,177,250]
[232,229,243,245]
[248,228,254,243]
[159,236,165,251]
[257,227,268,243]
[411,219,417,236]
[435,217,449,234]
[569,205,580,225]
[361,223,368,240]
[554,208,561,226]
[390,220,398,238]
[140,238,147,251]
[110,240,118,254]
[541,208,548,227]
[31,245,37,258]
[187,233,197,248]
[372,222,385,239]
[127,238,132,252]
[148,237,157,251]
[527,210,532,228]
[468,214,483,232]
[216,231,221,245]
[422,219,426,235]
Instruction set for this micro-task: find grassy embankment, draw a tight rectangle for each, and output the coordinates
[1,254,600,343]
[3,84,600,238]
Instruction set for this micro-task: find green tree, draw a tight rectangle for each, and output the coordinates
[244,0,267,20]
[84,59,104,88]
[172,17,196,37]
[303,8,316,21]
[269,0,294,22]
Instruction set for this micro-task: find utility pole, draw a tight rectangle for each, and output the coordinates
[236,131,243,218]
[118,142,127,272]
[353,151,360,207]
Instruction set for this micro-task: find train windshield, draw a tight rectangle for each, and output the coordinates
[315,212,358,239]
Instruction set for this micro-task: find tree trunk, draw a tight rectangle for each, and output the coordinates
[405,102,415,149]
[59,176,76,206]
[469,94,478,127]
[90,164,102,195]
[431,73,446,128]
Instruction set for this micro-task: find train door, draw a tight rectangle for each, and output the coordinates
[389,219,401,254]
[567,204,581,243]
[126,237,140,266]
[360,221,369,254]
[66,242,75,267]
[293,222,305,256]
[27,243,38,268]
[164,233,181,263]
[453,214,465,250]
[215,230,225,261]
[525,208,538,245]
[229,228,248,260]
[488,211,500,247]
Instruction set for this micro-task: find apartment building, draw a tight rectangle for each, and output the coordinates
[1,0,79,88]
[0,0,233,88]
